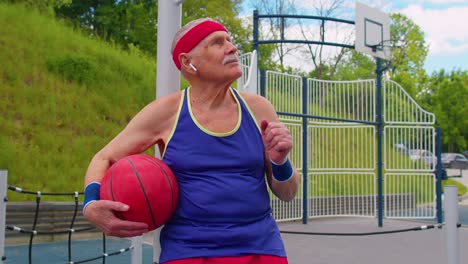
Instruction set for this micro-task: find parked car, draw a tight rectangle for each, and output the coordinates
[464,150,468,159]
[441,153,468,169]
[394,143,408,155]
[408,149,436,167]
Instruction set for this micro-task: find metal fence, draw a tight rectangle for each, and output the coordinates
[254,69,438,222]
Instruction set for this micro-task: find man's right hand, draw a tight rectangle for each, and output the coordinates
[84,200,149,237]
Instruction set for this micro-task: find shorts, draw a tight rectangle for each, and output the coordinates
[161,254,288,264]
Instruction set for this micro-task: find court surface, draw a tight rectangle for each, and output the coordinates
[4,215,468,264]
[280,217,468,264]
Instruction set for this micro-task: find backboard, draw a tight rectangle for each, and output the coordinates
[355,2,391,60]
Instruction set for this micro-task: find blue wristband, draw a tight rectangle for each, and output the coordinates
[271,158,294,182]
[83,182,100,214]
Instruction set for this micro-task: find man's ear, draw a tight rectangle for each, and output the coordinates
[179,54,196,73]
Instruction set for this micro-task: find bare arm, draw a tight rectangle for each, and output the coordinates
[86,105,165,184]
[241,92,300,202]
[83,92,180,237]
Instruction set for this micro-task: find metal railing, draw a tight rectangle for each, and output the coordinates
[261,70,438,223]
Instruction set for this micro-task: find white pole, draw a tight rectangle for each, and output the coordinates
[444,185,460,264]
[130,236,143,264]
[152,228,162,263]
[0,170,7,264]
[156,0,183,99]
[154,1,183,263]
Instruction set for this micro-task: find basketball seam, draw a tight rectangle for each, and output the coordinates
[141,155,177,213]
[125,157,157,229]
[109,165,124,220]
[110,165,116,201]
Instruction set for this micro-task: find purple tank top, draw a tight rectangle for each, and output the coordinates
[159,87,286,262]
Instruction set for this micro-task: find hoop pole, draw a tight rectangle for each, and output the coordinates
[376,57,384,227]
[0,170,7,264]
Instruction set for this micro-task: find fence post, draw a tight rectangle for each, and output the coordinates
[444,185,460,264]
[253,10,259,51]
[260,69,266,97]
[253,10,259,95]
[436,127,443,223]
[302,77,308,224]
[0,170,7,264]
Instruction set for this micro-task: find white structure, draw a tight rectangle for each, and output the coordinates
[153,0,184,262]
[444,186,460,264]
[237,50,258,94]
[355,1,391,60]
[156,0,183,98]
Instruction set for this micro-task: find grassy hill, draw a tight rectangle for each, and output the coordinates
[0,3,156,200]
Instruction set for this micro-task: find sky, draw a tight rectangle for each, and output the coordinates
[240,0,468,74]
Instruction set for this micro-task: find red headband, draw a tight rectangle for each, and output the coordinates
[172,20,228,70]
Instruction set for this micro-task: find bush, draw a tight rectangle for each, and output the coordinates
[47,54,96,85]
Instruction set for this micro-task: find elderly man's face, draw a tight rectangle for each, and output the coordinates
[191,31,242,82]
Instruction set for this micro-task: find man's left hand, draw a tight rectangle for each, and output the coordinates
[261,120,292,164]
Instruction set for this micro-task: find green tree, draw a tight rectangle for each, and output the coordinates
[1,0,71,14]
[55,1,248,57]
[421,70,468,152]
[56,0,158,55]
[329,50,375,80]
[389,13,428,97]
[181,0,250,54]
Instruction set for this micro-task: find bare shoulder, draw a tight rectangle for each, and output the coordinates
[145,91,182,118]
[130,90,183,134]
[239,91,277,122]
[94,90,183,161]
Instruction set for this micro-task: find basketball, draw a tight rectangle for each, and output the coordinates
[100,154,178,231]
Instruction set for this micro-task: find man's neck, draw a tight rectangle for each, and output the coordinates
[189,83,234,111]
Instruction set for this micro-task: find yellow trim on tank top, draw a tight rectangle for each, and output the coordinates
[162,90,185,159]
[187,87,241,137]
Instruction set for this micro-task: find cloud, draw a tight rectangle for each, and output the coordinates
[240,0,468,71]
[397,4,468,55]
[260,19,355,71]
[295,0,392,14]
[411,0,467,4]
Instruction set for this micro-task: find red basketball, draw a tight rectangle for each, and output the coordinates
[100,154,178,231]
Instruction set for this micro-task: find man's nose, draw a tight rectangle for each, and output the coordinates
[226,41,237,54]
